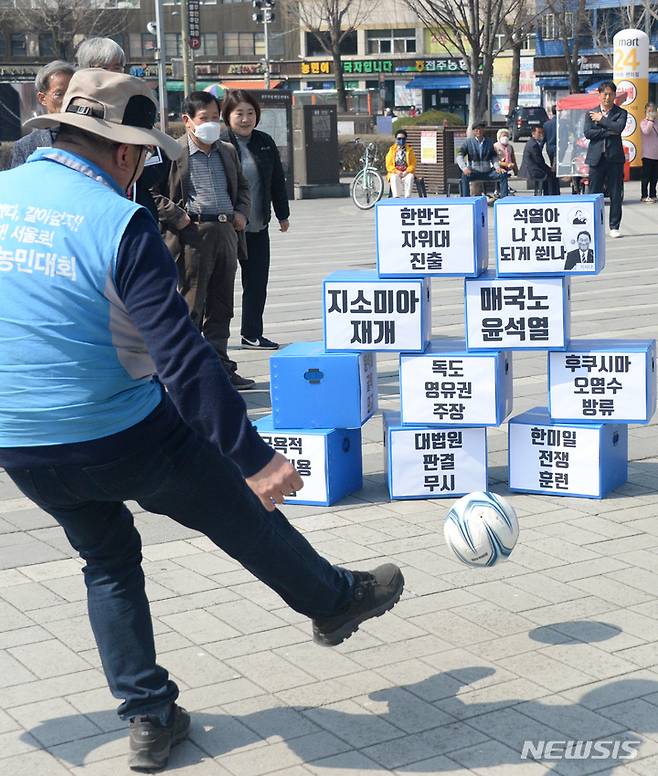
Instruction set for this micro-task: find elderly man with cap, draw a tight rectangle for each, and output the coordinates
[0,70,404,772]
[457,121,509,198]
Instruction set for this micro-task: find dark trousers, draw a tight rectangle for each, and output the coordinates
[460,169,509,198]
[176,221,238,372]
[5,409,352,722]
[240,227,271,340]
[533,173,559,196]
[588,162,624,230]
[641,157,658,199]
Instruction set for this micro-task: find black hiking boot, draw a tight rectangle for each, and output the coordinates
[312,564,404,647]
[128,704,190,772]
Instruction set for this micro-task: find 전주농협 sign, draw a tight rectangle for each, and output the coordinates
[548,339,657,423]
[465,271,570,350]
[494,194,605,276]
[323,271,431,352]
[376,198,488,277]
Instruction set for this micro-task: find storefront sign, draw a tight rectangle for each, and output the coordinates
[227,63,264,75]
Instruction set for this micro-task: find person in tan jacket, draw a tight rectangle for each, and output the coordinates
[153,91,254,390]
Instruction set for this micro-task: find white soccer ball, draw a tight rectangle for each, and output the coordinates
[444,491,519,567]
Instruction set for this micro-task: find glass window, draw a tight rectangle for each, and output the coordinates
[367,28,415,55]
[223,32,264,56]
[541,14,556,40]
[165,32,181,57]
[38,33,55,58]
[129,32,143,59]
[200,33,218,56]
[10,33,26,57]
[305,30,357,57]
[141,32,155,56]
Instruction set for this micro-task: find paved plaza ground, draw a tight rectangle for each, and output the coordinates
[1,181,657,775]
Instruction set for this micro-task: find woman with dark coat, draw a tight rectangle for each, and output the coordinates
[221,90,290,350]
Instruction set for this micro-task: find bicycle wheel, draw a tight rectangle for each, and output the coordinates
[351,168,384,210]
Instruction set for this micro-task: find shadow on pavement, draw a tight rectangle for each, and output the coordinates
[22,665,658,772]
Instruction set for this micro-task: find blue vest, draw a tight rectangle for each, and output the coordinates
[0,148,161,446]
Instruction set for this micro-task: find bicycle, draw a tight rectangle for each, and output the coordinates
[350,138,384,210]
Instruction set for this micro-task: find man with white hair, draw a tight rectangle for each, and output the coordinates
[75,36,126,71]
[0,69,404,773]
[9,60,75,167]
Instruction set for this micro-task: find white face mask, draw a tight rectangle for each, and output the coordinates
[193,121,222,145]
[499,136,509,146]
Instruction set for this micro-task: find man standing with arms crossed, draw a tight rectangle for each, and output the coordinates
[0,71,403,772]
[584,81,628,238]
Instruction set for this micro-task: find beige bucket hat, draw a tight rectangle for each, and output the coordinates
[25,68,182,161]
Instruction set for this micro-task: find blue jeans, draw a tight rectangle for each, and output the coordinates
[460,169,509,198]
[6,416,352,722]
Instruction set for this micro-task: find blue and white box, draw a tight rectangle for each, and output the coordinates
[399,339,513,426]
[508,407,627,499]
[465,271,570,351]
[494,194,605,276]
[383,411,487,500]
[255,415,362,506]
[323,270,431,352]
[270,342,377,429]
[375,197,488,277]
[548,339,656,423]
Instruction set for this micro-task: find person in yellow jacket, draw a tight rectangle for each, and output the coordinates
[386,128,417,198]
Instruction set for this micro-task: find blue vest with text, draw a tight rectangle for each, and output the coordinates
[0,148,161,446]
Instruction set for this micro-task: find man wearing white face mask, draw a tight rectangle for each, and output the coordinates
[154,91,254,390]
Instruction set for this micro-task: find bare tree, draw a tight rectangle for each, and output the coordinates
[292,0,376,112]
[542,0,587,93]
[587,1,656,69]
[403,0,537,129]
[2,0,128,61]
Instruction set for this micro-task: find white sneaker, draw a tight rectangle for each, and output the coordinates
[609,229,621,239]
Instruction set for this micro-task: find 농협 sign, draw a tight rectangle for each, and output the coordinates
[494,195,605,275]
[376,198,488,277]
[548,339,657,423]
[465,272,570,350]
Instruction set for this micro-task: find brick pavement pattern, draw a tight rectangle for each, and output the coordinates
[1,182,657,775]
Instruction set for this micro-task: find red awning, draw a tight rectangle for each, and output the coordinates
[557,90,628,111]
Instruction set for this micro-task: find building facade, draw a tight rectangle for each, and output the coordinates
[533,0,658,105]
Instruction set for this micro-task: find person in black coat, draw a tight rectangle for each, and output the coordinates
[543,106,557,165]
[221,90,290,351]
[520,125,558,195]
[584,81,628,237]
